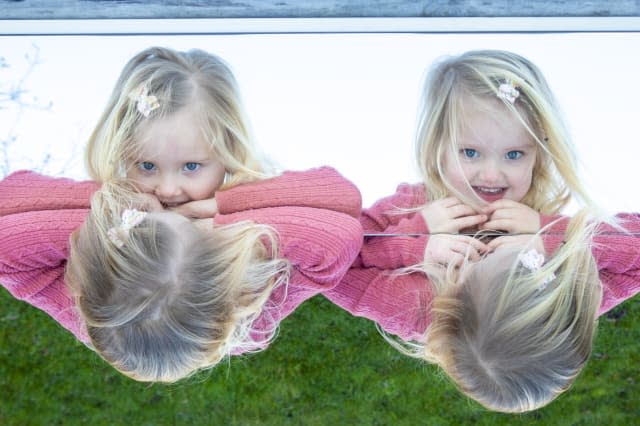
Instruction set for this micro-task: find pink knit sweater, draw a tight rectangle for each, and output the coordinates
[0,168,363,347]
[325,183,640,341]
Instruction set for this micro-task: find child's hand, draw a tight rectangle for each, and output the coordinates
[421,197,487,234]
[170,197,218,219]
[425,234,488,267]
[480,199,540,234]
[131,193,164,212]
[487,234,545,254]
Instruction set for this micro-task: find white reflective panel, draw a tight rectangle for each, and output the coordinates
[1,32,639,211]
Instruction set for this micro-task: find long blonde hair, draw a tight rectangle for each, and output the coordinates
[415,49,595,214]
[407,211,602,412]
[65,181,290,382]
[85,46,268,187]
[386,49,610,412]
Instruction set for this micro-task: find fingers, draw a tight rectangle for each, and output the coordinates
[481,198,518,214]
[132,193,163,212]
[481,215,540,234]
[452,213,488,231]
[448,237,486,266]
[171,198,218,218]
[449,203,482,219]
[425,234,488,267]
[487,235,544,253]
[480,218,514,233]
[438,196,464,208]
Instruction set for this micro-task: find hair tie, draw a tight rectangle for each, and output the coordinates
[517,249,555,290]
[497,80,520,104]
[108,209,148,247]
[129,84,159,117]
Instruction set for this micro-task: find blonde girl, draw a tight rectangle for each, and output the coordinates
[325,50,638,412]
[0,45,364,382]
[86,46,266,196]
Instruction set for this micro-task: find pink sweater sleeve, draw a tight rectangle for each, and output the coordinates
[360,183,428,233]
[539,212,640,315]
[591,213,640,315]
[539,214,569,256]
[0,209,90,343]
[324,267,431,342]
[215,167,362,218]
[217,206,362,354]
[214,206,363,320]
[356,184,429,269]
[0,170,98,216]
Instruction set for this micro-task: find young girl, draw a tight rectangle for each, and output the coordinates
[325,49,640,412]
[0,45,364,382]
[85,46,267,195]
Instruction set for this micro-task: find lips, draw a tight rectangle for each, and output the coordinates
[160,201,186,209]
[473,186,506,202]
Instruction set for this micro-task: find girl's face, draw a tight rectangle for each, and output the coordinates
[443,100,537,205]
[128,108,226,208]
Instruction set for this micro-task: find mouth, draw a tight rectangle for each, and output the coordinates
[160,201,186,209]
[473,186,506,201]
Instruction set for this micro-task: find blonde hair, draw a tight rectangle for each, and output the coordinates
[65,182,289,382]
[394,49,613,412]
[415,49,595,214]
[399,211,602,412]
[85,46,268,188]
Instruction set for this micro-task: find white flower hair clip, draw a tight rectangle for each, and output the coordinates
[108,209,148,248]
[129,84,159,117]
[517,249,556,290]
[497,80,520,104]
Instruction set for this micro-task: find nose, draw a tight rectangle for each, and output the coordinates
[477,159,504,184]
[154,175,182,199]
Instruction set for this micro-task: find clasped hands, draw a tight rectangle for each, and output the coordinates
[421,197,542,267]
[126,193,219,218]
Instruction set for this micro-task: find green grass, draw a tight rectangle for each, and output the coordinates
[1,287,638,425]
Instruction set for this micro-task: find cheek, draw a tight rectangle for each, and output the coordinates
[188,172,225,200]
[507,164,534,197]
[125,171,155,193]
[444,161,472,188]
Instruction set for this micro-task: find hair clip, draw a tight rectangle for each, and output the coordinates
[108,209,148,247]
[517,249,556,290]
[129,84,159,117]
[497,80,520,104]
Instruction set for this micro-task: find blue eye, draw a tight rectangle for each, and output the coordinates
[506,151,523,160]
[184,162,200,172]
[139,162,156,171]
[461,148,479,159]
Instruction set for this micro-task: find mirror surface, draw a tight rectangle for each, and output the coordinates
[1,32,639,211]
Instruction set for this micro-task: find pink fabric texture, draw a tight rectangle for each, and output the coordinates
[325,183,640,341]
[0,168,363,348]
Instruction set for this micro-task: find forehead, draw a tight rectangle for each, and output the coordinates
[458,98,535,148]
[134,110,213,160]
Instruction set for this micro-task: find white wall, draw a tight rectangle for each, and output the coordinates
[1,32,639,212]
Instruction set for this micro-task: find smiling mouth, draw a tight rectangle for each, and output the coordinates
[474,186,506,194]
[160,201,184,209]
[473,186,506,200]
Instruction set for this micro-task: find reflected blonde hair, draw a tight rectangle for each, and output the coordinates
[85,46,268,188]
[65,182,289,382]
[415,49,595,214]
[395,211,602,412]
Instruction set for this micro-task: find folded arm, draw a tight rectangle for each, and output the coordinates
[0,170,97,217]
[216,167,362,218]
[0,209,90,343]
